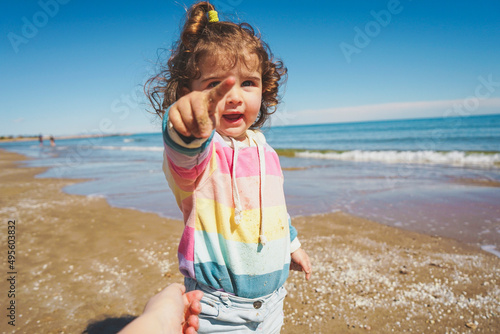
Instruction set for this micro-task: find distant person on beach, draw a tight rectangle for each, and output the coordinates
[146,2,311,332]
[50,135,55,147]
[39,134,43,146]
[118,283,203,334]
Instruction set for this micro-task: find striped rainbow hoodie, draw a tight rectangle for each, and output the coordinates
[162,111,300,298]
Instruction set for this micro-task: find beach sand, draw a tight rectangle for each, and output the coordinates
[0,150,499,334]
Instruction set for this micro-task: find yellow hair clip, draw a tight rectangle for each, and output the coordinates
[208,10,219,23]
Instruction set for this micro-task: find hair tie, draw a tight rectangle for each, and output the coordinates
[208,10,219,23]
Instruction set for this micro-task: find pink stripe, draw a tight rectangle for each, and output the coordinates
[178,226,195,261]
[168,156,199,181]
[263,149,283,176]
[166,162,194,192]
[214,143,283,178]
[234,149,260,176]
[234,148,283,177]
[181,196,197,228]
[166,153,213,194]
[196,171,233,206]
[214,142,231,174]
[196,174,286,209]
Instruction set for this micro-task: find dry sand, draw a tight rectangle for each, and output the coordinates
[0,150,498,334]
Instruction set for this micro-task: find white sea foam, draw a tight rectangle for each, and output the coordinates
[481,245,500,258]
[97,145,163,152]
[87,194,106,200]
[295,150,500,168]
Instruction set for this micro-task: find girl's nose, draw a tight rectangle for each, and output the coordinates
[225,86,243,105]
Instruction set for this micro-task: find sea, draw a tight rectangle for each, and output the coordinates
[2,114,500,256]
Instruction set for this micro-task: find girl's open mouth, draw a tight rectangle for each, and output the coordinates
[222,114,244,123]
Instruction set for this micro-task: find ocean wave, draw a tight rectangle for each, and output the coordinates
[481,245,500,258]
[293,150,500,167]
[97,145,164,152]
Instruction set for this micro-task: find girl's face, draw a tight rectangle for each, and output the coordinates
[190,53,262,141]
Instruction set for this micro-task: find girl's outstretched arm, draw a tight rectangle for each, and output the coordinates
[168,77,235,139]
[290,248,312,281]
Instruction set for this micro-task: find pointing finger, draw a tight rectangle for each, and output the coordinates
[207,76,236,113]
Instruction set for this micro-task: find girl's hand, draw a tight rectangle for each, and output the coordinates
[290,248,312,280]
[182,289,204,334]
[169,77,236,138]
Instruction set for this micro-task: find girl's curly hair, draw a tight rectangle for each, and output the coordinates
[145,1,287,129]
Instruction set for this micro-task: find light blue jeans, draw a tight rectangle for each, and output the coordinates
[184,277,287,333]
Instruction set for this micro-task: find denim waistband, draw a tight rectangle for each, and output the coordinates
[184,277,284,309]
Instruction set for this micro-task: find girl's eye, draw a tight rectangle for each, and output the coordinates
[208,81,221,88]
[242,80,254,87]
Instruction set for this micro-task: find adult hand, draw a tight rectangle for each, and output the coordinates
[118,283,203,334]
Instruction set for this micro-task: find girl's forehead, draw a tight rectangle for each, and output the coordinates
[199,52,261,75]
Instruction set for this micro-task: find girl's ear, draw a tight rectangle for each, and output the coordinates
[180,86,191,97]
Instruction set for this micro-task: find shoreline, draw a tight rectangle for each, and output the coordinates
[1,150,499,333]
[0,132,135,143]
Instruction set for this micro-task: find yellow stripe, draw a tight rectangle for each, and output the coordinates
[195,198,289,243]
[207,143,218,175]
[165,171,192,205]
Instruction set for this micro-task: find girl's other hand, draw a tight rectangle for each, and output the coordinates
[169,77,236,138]
[290,248,312,280]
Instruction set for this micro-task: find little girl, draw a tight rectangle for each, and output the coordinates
[146,2,311,332]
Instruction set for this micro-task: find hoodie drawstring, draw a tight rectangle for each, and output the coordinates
[230,134,267,245]
[230,137,243,225]
[256,140,267,245]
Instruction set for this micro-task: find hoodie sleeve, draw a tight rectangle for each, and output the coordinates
[288,214,301,253]
[162,106,215,187]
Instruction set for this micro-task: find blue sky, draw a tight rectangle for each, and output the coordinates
[1,0,499,136]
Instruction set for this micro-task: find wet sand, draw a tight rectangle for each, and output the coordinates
[0,150,499,333]
[451,177,500,188]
